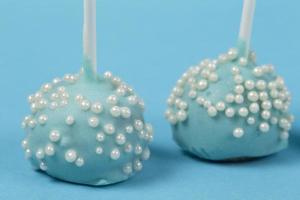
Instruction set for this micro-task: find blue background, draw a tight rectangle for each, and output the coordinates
[0,0,299,199]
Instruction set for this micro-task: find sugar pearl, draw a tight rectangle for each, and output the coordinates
[38,115,48,125]
[36,149,45,159]
[120,107,131,118]
[116,133,126,145]
[134,120,144,131]
[245,80,255,90]
[280,131,289,140]
[110,106,121,117]
[225,108,235,118]
[49,130,61,142]
[197,80,208,90]
[259,122,270,133]
[96,146,104,155]
[123,163,133,175]
[134,160,143,171]
[216,102,226,111]
[75,158,85,167]
[249,103,260,114]
[104,124,115,135]
[65,149,77,163]
[96,132,105,142]
[207,106,217,117]
[247,117,256,125]
[135,144,143,155]
[247,91,259,102]
[110,148,121,160]
[80,100,90,111]
[91,102,103,114]
[45,144,55,156]
[233,128,244,138]
[238,107,249,117]
[65,115,75,125]
[177,110,187,121]
[88,117,99,128]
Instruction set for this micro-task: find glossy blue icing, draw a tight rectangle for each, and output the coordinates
[22,69,153,186]
[166,48,292,161]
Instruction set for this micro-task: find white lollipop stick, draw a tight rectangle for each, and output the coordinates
[83,0,97,75]
[239,0,256,56]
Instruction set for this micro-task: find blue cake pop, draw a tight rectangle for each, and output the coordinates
[21,0,153,185]
[165,0,293,161]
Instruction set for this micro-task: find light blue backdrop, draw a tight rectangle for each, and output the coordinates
[0,0,299,199]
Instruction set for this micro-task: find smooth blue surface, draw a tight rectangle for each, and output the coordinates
[0,0,299,199]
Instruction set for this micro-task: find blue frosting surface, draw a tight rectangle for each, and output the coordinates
[21,70,153,185]
[166,48,293,160]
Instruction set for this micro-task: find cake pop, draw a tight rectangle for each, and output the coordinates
[21,0,153,185]
[165,0,293,161]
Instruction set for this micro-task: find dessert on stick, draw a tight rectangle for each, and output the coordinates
[21,0,153,185]
[165,0,293,161]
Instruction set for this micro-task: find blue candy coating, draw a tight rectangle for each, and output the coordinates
[166,49,293,161]
[22,71,153,185]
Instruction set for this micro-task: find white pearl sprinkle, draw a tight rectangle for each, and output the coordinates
[135,144,143,155]
[104,124,115,135]
[96,146,104,155]
[88,117,99,128]
[75,157,85,167]
[45,144,55,156]
[65,115,75,125]
[40,162,48,171]
[25,149,31,159]
[128,96,138,105]
[225,108,235,118]
[49,130,61,142]
[121,107,131,118]
[134,120,144,131]
[80,100,90,111]
[235,95,244,104]
[259,122,270,133]
[207,106,217,117]
[116,133,126,145]
[38,115,48,125]
[124,143,133,153]
[107,95,118,105]
[247,91,259,102]
[247,117,256,125]
[96,132,105,142]
[261,110,271,120]
[125,126,134,134]
[142,147,151,161]
[123,163,133,175]
[238,107,249,117]
[245,80,255,90]
[225,94,235,103]
[280,131,289,140]
[216,101,226,111]
[36,149,45,159]
[65,149,77,163]
[110,148,121,160]
[177,110,187,121]
[134,159,143,171]
[197,80,208,90]
[249,103,260,114]
[91,102,103,114]
[233,128,244,138]
[110,106,121,117]
[21,140,28,149]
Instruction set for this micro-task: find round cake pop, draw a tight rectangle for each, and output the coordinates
[21,0,153,186]
[165,0,293,161]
